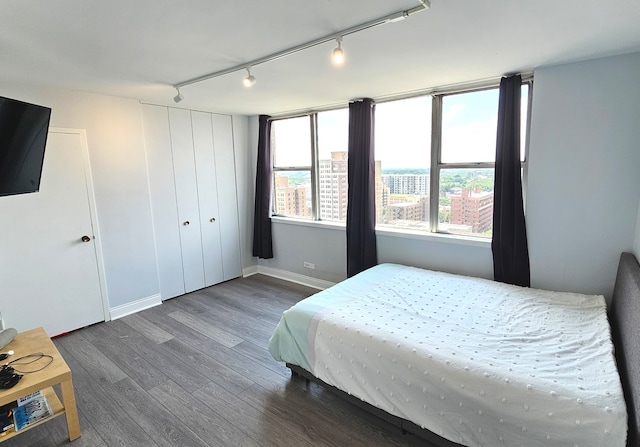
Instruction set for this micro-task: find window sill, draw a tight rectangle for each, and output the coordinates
[375,226,491,248]
[270,216,491,248]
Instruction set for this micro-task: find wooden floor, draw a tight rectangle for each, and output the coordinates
[3,275,431,447]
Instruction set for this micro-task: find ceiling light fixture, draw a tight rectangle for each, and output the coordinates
[173,87,184,103]
[171,0,430,95]
[332,37,345,65]
[243,67,256,87]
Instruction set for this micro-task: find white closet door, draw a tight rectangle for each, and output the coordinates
[191,111,224,286]
[142,105,185,299]
[168,108,205,293]
[211,114,242,280]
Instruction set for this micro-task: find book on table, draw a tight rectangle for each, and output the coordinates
[10,391,53,431]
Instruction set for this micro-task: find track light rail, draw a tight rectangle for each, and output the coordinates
[172,0,430,91]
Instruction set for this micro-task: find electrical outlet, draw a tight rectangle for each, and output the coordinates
[303,261,315,269]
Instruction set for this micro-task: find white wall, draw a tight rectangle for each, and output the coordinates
[0,83,256,318]
[633,199,640,259]
[527,51,640,301]
[252,51,640,301]
[0,83,160,309]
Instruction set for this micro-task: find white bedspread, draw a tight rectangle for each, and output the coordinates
[269,263,627,447]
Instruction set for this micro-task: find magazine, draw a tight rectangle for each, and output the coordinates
[12,395,52,431]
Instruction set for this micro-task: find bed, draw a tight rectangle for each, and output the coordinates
[269,253,640,447]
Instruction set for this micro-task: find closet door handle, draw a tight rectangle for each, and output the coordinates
[81,235,91,243]
[210,218,216,222]
[183,221,190,226]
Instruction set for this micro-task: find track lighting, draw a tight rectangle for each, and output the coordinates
[243,67,256,87]
[332,37,345,65]
[171,1,430,97]
[173,87,184,103]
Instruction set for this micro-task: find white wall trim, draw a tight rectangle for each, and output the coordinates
[109,294,162,320]
[243,265,335,290]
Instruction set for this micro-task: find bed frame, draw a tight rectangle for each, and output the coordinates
[288,252,640,447]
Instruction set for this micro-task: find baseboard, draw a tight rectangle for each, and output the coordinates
[244,265,335,290]
[109,293,162,320]
[242,265,259,277]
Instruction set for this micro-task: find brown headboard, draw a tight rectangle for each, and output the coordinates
[610,252,640,447]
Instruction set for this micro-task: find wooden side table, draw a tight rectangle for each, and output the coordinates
[0,327,80,442]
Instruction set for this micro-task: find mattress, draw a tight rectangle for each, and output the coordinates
[269,263,628,447]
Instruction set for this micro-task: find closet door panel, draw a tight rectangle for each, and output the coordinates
[191,111,224,287]
[168,108,205,293]
[211,114,242,280]
[141,104,185,299]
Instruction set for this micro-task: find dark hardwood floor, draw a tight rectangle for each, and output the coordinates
[3,275,431,447]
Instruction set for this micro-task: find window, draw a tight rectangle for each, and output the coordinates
[376,83,530,238]
[271,116,312,219]
[271,109,349,221]
[270,80,531,239]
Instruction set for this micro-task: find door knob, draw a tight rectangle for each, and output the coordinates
[81,235,91,243]
[210,218,216,222]
[183,221,190,226]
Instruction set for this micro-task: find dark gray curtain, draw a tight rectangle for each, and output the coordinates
[492,75,530,286]
[252,115,274,259]
[346,99,377,277]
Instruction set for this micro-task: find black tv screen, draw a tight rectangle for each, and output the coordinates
[0,96,52,197]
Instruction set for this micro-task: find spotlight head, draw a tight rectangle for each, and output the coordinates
[243,74,256,87]
[173,88,184,103]
[332,37,345,65]
[243,68,256,87]
[332,47,345,65]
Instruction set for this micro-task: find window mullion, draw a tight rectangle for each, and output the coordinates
[310,113,319,220]
[430,95,442,233]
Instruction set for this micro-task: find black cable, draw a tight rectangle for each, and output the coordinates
[8,352,54,373]
[0,352,54,389]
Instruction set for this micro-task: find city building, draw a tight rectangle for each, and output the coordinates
[319,151,348,221]
[382,174,429,195]
[274,175,310,218]
[319,152,384,223]
[450,186,493,234]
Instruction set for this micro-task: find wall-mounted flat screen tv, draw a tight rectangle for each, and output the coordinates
[0,96,52,197]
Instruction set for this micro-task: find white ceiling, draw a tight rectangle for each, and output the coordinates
[3,0,640,116]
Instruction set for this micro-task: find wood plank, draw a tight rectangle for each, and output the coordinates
[106,378,210,447]
[54,329,127,385]
[149,380,260,447]
[120,313,175,344]
[167,309,244,348]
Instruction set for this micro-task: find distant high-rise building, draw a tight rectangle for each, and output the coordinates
[382,174,430,195]
[319,151,383,222]
[319,151,348,221]
[450,186,493,233]
[386,195,429,223]
[274,175,309,217]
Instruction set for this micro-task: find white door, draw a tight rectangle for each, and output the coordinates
[168,108,206,293]
[192,111,224,287]
[142,104,185,300]
[0,129,106,336]
[211,114,242,281]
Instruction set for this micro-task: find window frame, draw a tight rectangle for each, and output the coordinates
[269,77,533,240]
[427,81,532,235]
[271,113,318,219]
